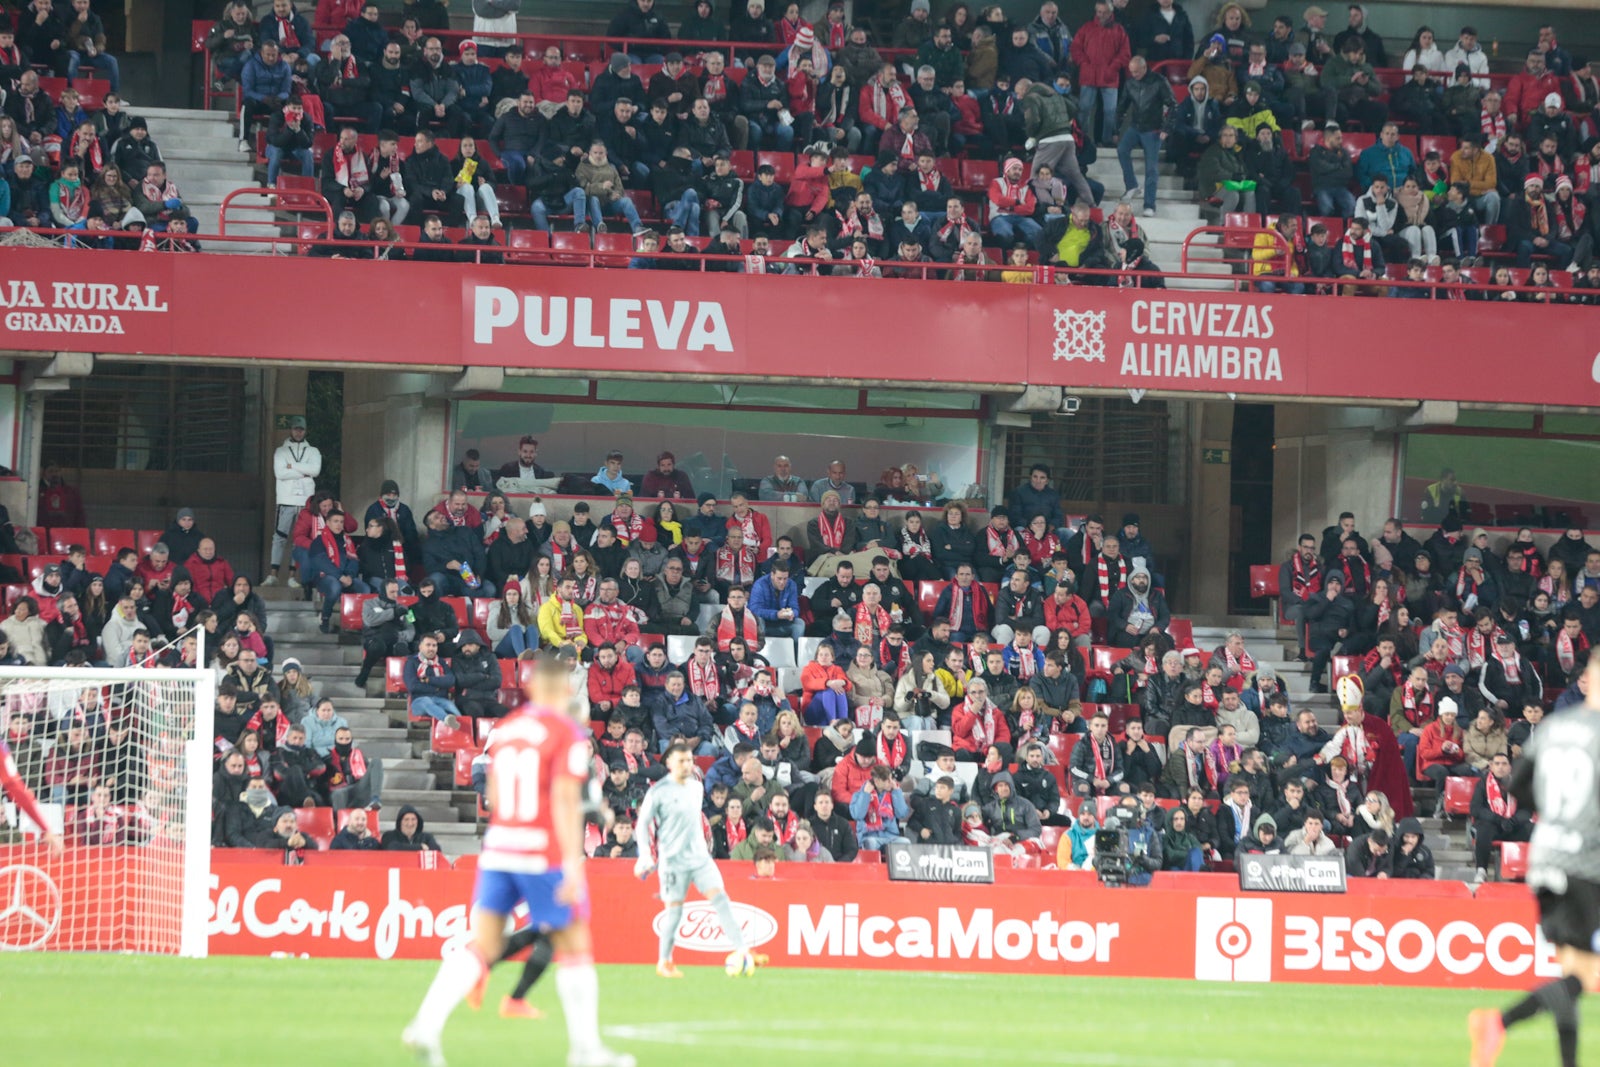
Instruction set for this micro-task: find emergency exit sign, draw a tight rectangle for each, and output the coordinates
[1202,449,1231,464]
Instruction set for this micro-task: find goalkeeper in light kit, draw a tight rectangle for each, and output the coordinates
[635,741,766,977]
[404,654,634,1067]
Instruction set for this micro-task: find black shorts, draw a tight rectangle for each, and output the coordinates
[1536,877,1600,953]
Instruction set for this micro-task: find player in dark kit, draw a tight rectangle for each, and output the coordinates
[1470,647,1600,1067]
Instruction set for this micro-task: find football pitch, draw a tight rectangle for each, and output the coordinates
[1,954,1595,1067]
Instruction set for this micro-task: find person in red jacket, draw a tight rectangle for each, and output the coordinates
[830,735,879,804]
[530,44,582,113]
[951,677,1011,759]
[586,644,638,716]
[135,544,177,591]
[783,141,831,235]
[584,578,643,659]
[857,62,910,156]
[1071,1,1131,146]
[988,156,1040,248]
[38,464,86,529]
[1505,49,1561,130]
[1044,578,1092,649]
[185,538,236,604]
[290,492,341,588]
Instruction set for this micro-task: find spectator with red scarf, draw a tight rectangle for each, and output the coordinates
[1387,664,1436,780]
[306,511,370,633]
[604,495,655,549]
[858,62,910,156]
[325,725,383,809]
[711,585,763,653]
[260,0,318,68]
[1317,677,1415,818]
[975,506,1021,583]
[1548,611,1592,687]
[714,526,759,596]
[1280,532,1322,659]
[1480,631,1542,714]
[933,563,992,642]
[951,676,1010,760]
[1083,534,1130,619]
[1469,751,1531,881]
[724,493,772,559]
[1022,514,1062,568]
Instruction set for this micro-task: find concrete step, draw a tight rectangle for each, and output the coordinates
[157,156,257,183]
[139,105,235,124]
[149,131,251,153]
[380,788,470,817]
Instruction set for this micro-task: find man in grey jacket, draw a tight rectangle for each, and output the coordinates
[410,37,467,137]
[1017,77,1095,207]
[355,579,415,691]
[983,770,1043,840]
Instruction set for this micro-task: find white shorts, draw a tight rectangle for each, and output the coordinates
[658,858,724,904]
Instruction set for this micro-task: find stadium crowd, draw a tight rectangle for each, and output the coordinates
[5,2,1600,295]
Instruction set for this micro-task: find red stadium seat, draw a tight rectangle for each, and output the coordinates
[339,593,371,633]
[475,718,496,746]
[1498,841,1528,881]
[1248,564,1279,600]
[958,158,997,191]
[136,530,162,555]
[93,528,136,556]
[443,597,471,629]
[729,150,756,180]
[1341,131,1375,161]
[1442,776,1476,818]
[431,718,477,754]
[1038,824,1063,863]
[756,151,794,183]
[454,750,478,787]
[916,580,948,623]
[1330,655,1357,682]
[1106,703,1141,735]
[1166,618,1194,650]
[507,228,550,263]
[47,527,89,554]
[27,556,67,582]
[1085,645,1131,684]
[385,656,407,696]
[1046,732,1080,764]
[472,598,494,635]
[294,807,335,849]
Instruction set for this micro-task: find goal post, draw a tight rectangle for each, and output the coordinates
[0,638,214,957]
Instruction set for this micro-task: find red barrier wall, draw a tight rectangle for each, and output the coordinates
[3,250,1595,408]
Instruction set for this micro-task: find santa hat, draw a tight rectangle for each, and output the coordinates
[1336,674,1364,713]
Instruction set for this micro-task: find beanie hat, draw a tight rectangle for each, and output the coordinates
[795,25,815,48]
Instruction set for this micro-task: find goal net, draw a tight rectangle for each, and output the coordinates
[0,642,214,957]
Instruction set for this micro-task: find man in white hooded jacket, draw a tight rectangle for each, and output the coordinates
[265,415,321,587]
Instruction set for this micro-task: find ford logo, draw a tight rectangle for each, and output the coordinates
[651,901,778,953]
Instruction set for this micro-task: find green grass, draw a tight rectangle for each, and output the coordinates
[2,954,1598,1066]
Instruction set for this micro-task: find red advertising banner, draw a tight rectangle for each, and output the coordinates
[192,857,1565,990]
[1,248,1595,408]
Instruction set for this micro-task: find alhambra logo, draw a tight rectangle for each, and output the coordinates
[1053,308,1106,363]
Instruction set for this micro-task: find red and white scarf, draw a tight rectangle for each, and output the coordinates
[389,537,409,584]
[732,510,760,549]
[415,655,444,684]
[1495,647,1521,684]
[1096,555,1127,602]
[327,746,368,785]
[817,510,846,551]
[860,787,896,831]
[715,544,757,585]
[716,605,761,653]
[1223,647,1256,676]
[547,538,572,573]
[876,729,906,770]
[1331,778,1353,818]
[317,527,354,568]
[274,14,301,49]
[1024,530,1061,565]
[54,180,89,221]
[1400,680,1434,727]
[963,697,1000,747]
[947,584,968,628]
[1486,773,1516,818]
[1557,629,1589,673]
[332,142,369,189]
[1291,553,1321,598]
[723,812,748,849]
[1010,646,1038,681]
[770,808,797,846]
[688,656,720,703]
[1205,741,1239,790]
[986,525,1020,562]
[1465,629,1489,670]
[901,525,931,558]
[730,718,761,744]
[1375,596,1391,627]
[1338,726,1371,776]
[1480,108,1507,144]
[855,602,891,642]
[1340,230,1370,270]
[867,80,908,123]
[878,638,910,678]
[610,511,645,546]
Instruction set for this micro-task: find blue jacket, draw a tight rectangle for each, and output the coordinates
[242,52,294,104]
[749,574,799,623]
[850,782,909,838]
[1355,143,1415,192]
[422,524,487,576]
[404,655,456,698]
[1007,481,1064,529]
[745,178,786,222]
[651,690,714,742]
[344,16,389,65]
[453,61,495,110]
[682,512,726,547]
[705,752,742,791]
